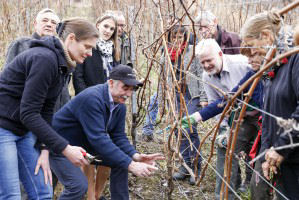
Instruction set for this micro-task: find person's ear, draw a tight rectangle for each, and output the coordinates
[67,33,76,41]
[260,29,274,44]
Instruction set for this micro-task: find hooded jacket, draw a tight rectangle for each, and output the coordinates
[0,36,70,154]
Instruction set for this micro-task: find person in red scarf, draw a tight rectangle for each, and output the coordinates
[163,25,207,185]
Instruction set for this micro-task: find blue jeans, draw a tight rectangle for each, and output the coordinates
[142,93,158,136]
[0,128,52,200]
[177,96,201,170]
[50,153,129,200]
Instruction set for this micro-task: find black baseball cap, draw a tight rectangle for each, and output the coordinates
[110,64,143,87]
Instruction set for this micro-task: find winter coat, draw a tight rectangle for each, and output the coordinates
[5,32,71,113]
[73,47,118,95]
[261,54,299,163]
[216,25,241,55]
[4,33,41,66]
[52,83,137,168]
[120,32,135,67]
[0,36,71,154]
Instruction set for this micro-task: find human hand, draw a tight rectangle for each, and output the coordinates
[216,127,230,148]
[262,161,278,180]
[216,133,227,148]
[265,147,284,167]
[181,112,202,129]
[35,150,52,186]
[62,145,89,167]
[262,161,270,180]
[128,161,158,177]
[132,153,164,165]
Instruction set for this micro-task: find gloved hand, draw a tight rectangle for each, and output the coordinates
[216,127,230,148]
[181,112,202,129]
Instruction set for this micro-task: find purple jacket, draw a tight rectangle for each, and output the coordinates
[217,26,241,55]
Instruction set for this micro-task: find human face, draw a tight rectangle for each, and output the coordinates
[241,38,268,71]
[117,17,126,37]
[199,51,223,75]
[66,34,97,64]
[109,80,134,104]
[34,12,60,37]
[169,32,185,48]
[97,18,116,41]
[198,19,217,39]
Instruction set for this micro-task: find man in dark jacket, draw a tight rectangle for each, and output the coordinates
[114,11,135,67]
[194,10,241,55]
[50,65,163,200]
[5,8,60,65]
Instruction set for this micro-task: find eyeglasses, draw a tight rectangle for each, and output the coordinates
[118,24,126,28]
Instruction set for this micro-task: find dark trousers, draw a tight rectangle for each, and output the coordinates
[50,153,129,200]
[250,160,272,200]
[276,162,299,200]
[215,115,258,199]
[176,93,201,171]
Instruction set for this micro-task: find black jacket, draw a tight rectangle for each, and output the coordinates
[0,36,70,154]
[261,54,299,163]
[73,47,118,95]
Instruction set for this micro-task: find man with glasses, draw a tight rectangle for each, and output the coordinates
[195,10,241,55]
[113,11,135,67]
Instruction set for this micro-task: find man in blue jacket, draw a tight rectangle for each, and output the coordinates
[50,64,163,200]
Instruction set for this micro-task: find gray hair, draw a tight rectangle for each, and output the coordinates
[195,10,216,24]
[195,39,222,57]
[35,8,60,23]
[103,10,125,21]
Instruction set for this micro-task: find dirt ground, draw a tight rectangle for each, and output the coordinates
[54,121,218,200]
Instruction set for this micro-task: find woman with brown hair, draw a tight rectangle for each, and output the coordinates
[0,18,99,199]
[240,10,299,199]
[73,13,120,94]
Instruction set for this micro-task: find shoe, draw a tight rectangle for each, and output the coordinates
[173,165,189,180]
[142,134,154,142]
[189,166,200,185]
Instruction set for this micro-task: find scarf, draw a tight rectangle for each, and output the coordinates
[59,40,76,68]
[97,38,114,63]
[167,42,187,62]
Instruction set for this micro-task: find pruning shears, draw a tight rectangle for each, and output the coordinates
[82,151,102,165]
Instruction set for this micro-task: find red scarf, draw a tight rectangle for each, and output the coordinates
[249,116,263,162]
[167,42,187,62]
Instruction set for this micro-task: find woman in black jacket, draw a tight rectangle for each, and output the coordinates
[240,10,299,199]
[0,18,99,199]
[73,14,120,95]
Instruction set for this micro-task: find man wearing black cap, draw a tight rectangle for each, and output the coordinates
[49,65,163,200]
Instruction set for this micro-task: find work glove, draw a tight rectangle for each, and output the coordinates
[216,126,230,148]
[181,112,202,129]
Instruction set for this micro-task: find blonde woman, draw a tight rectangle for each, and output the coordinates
[240,10,298,199]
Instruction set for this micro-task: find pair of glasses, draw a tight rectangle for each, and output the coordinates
[118,24,126,28]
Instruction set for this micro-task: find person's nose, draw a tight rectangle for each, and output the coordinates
[126,89,133,97]
[202,61,209,69]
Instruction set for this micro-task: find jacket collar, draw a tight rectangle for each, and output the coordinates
[102,83,112,109]
[32,32,41,40]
